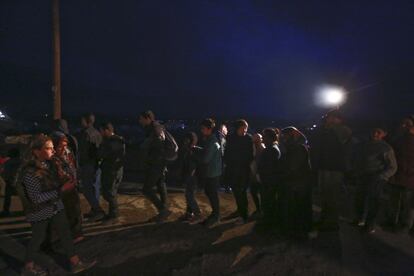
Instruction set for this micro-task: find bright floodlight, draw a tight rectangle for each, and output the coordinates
[315,85,346,108]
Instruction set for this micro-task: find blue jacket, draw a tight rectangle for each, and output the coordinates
[201,134,222,178]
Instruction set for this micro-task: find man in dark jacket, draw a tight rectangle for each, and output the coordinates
[139,111,171,222]
[178,132,203,222]
[77,113,104,221]
[278,127,313,237]
[224,119,253,224]
[388,120,414,234]
[354,127,397,233]
[200,118,223,228]
[311,110,352,231]
[98,122,126,225]
[257,128,281,231]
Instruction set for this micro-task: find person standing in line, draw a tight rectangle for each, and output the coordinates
[177,132,203,222]
[77,113,104,222]
[224,119,254,224]
[257,128,281,232]
[199,118,223,228]
[250,133,265,219]
[311,110,352,232]
[138,111,171,222]
[98,122,126,225]
[354,127,397,234]
[52,133,84,243]
[18,135,96,275]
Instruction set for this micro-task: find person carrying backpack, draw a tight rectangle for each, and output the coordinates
[138,111,176,222]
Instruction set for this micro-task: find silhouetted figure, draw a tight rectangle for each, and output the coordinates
[311,110,352,232]
[250,133,264,218]
[139,111,171,222]
[199,118,223,228]
[354,127,397,234]
[177,132,203,222]
[98,122,126,225]
[278,127,313,238]
[257,128,281,231]
[77,113,104,222]
[388,118,414,234]
[224,119,254,224]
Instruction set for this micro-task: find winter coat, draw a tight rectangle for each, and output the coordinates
[279,142,311,190]
[224,133,253,168]
[356,140,397,182]
[393,133,414,189]
[258,144,281,185]
[99,135,126,171]
[311,124,352,172]
[140,121,166,172]
[77,126,102,167]
[200,135,222,178]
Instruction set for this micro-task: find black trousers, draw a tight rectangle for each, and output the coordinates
[101,167,124,218]
[27,211,75,263]
[260,181,278,227]
[2,180,14,212]
[204,176,220,219]
[227,166,250,220]
[250,177,261,213]
[61,188,83,238]
[387,184,414,228]
[142,169,168,212]
[184,175,200,215]
[277,182,313,235]
[355,176,385,227]
[80,164,101,212]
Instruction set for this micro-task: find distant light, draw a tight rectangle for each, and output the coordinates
[313,124,317,128]
[315,85,347,108]
[0,111,5,119]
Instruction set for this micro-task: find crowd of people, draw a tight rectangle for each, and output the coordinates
[1,109,414,275]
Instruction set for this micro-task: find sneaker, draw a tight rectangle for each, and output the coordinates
[71,259,97,274]
[250,210,262,220]
[224,211,239,220]
[73,236,85,244]
[83,210,94,219]
[178,212,193,222]
[203,216,220,228]
[149,209,172,223]
[357,220,365,227]
[364,226,376,234]
[87,211,105,222]
[234,217,248,225]
[101,216,119,226]
[187,213,202,224]
[21,264,48,276]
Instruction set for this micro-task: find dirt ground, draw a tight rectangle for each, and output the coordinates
[2,186,414,275]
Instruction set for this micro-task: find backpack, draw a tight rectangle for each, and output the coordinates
[163,130,179,161]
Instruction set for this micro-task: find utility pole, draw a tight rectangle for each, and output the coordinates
[52,0,62,119]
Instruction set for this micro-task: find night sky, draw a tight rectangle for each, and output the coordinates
[1,1,413,121]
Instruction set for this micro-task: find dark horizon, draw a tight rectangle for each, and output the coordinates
[1,1,413,121]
